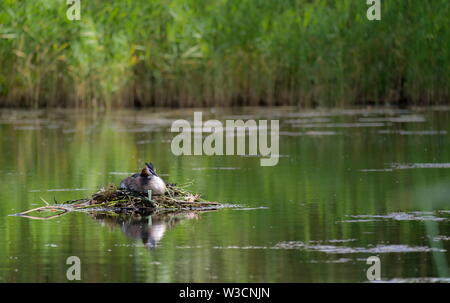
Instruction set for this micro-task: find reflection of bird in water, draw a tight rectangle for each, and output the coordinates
[119,163,166,195]
[121,216,168,249]
[91,211,199,249]
[141,222,167,249]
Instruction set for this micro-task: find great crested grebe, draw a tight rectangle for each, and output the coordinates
[119,163,166,195]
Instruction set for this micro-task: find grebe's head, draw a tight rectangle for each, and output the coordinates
[145,162,158,176]
[140,166,151,177]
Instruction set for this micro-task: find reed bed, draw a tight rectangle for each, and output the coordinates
[0,0,449,108]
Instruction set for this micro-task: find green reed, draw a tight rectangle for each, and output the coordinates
[0,0,448,108]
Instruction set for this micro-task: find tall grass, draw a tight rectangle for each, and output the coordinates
[0,0,449,108]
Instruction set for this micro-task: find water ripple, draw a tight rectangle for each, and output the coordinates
[212,242,446,253]
[338,212,448,223]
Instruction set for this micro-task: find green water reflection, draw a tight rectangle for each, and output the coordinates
[0,107,449,282]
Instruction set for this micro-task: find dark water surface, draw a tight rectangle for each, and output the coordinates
[0,107,449,282]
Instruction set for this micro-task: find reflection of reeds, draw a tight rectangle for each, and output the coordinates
[0,0,448,107]
[0,108,449,281]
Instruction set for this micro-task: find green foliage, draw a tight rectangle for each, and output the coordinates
[0,0,449,107]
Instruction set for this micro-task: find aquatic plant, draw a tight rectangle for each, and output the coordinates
[0,0,448,107]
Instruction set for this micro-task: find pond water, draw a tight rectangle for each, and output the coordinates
[0,106,449,283]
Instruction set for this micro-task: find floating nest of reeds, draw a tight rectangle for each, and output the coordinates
[11,183,223,220]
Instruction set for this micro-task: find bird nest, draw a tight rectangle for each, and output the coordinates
[11,182,222,220]
[89,183,221,209]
